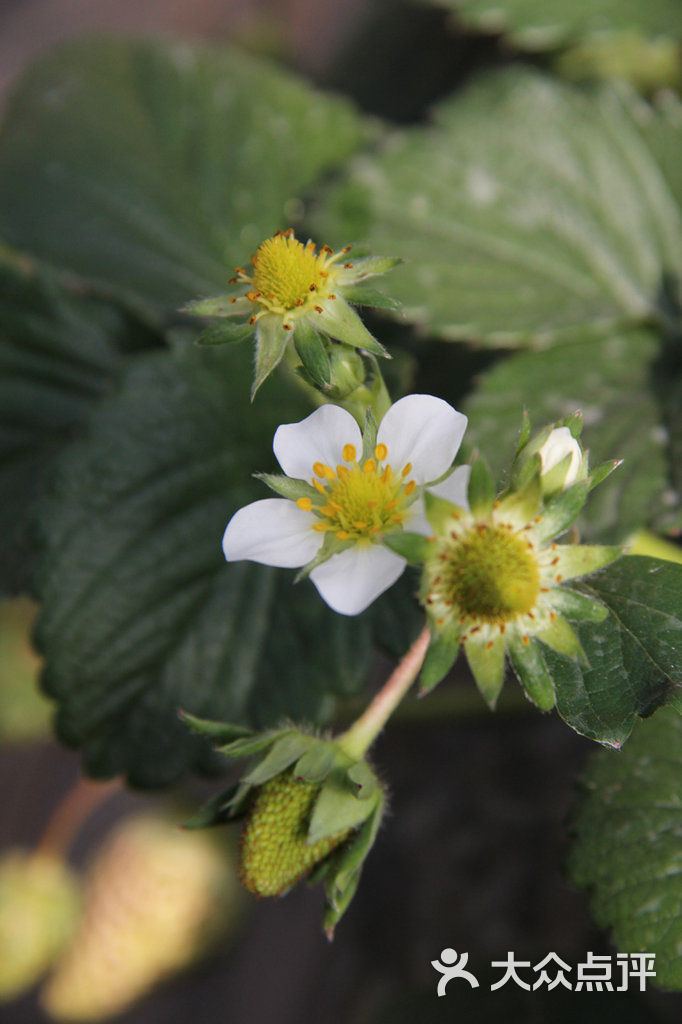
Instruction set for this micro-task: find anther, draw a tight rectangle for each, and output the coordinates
[343,263,354,269]
[363,459,376,474]
[342,246,352,253]
[321,245,333,254]
[382,466,392,483]
[314,305,323,314]
[229,297,237,303]
[375,443,388,461]
[486,641,494,650]
[283,324,292,331]
[249,316,257,325]
[401,463,412,477]
[343,444,357,462]
[336,530,350,540]
[404,481,416,496]
[296,498,312,511]
[522,636,530,645]
[309,284,317,292]
[312,523,328,532]
[353,521,368,530]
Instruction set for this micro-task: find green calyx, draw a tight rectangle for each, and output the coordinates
[180,716,385,934]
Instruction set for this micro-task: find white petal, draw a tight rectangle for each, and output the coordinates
[429,464,471,506]
[222,499,321,568]
[377,394,467,483]
[273,404,362,481]
[309,544,406,616]
[408,466,471,535]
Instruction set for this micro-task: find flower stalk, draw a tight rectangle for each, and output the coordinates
[337,624,431,760]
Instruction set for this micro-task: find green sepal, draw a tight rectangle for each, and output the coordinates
[243,731,316,785]
[195,320,254,346]
[515,411,532,457]
[218,731,284,759]
[308,768,379,845]
[295,532,353,582]
[553,544,623,581]
[497,469,542,525]
[361,407,378,463]
[383,531,431,565]
[254,473,319,503]
[464,635,506,708]
[564,411,584,439]
[467,457,496,519]
[252,315,290,399]
[535,615,586,664]
[294,742,339,783]
[178,710,254,744]
[508,636,556,711]
[540,451,576,497]
[293,320,331,389]
[182,784,242,830]
[341,285,402,310]
[322,797,385,937]
[316,297,389,357]
[534,480,589,545]
[348,255,402,278]
[547,587,608,623]
[419,630,460,695]
[423,490,464,535]
[588,459,623,491]
[347,761,379,800]
[181,293,244,317]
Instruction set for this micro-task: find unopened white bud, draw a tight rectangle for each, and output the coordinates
[538,427,584,493]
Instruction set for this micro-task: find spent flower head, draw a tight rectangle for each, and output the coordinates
[390,418,623,709]
[222,394,469,615]
[183,229,401,398]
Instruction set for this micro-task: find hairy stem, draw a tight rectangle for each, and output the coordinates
[337,624,431,760]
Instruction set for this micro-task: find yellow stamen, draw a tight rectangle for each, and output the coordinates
[374,443,388,461]
[312,523,328,532]
[404,480,416,496]
[336,530,350,540]
[363,459,376,474]
[401,463,412,478]
[296,498,312,511]
[382,466,392,483]
[343,444,357,462]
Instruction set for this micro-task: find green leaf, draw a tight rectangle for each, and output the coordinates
[465,327,671,541]
[508,635,555,711]
[33,344,374,786]
[0,37,370,314]
[547,557,682,746]
[432,0,682,48]
[582,555,682,704]
[314,70,681,344]
[569,707,682,990]
[0,256,158,593]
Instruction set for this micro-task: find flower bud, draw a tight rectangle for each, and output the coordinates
[537,426,586,495]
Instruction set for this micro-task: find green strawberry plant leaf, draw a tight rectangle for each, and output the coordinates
[0,37,371,316]
[313,68,681,345]
[33,343,376,787]
[463,326,673,542]
[416,0,682,50]
[0,253,158,593]
[544,556,682,747]
[569,706,682,990]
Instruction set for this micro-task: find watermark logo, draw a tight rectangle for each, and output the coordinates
[431,949,479,995]
[431,950,656,996]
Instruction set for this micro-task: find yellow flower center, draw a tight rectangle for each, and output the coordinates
[297,442,417,542]
[231,230,349,324]
[426,522,540,626]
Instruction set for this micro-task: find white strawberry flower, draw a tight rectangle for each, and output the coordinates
[222,395,469,615]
